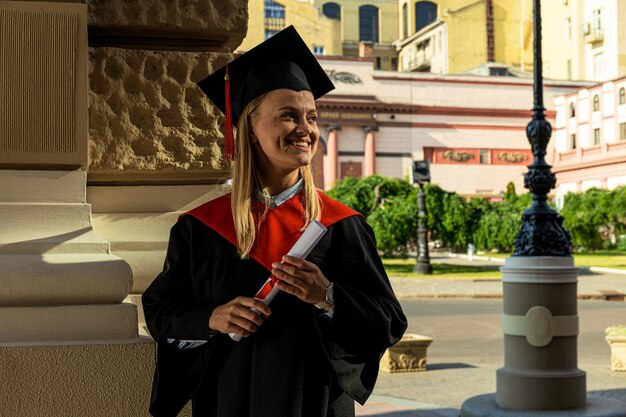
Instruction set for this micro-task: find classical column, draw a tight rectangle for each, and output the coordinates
[323,125,341,190]
[363,126,379,177]
[0,0,247,415]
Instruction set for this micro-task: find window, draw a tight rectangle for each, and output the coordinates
[567,59,572,80]
[313,45,325,55]
[480,149,489,164]
[264,0,285,39]
[570,134,576,149]
[620,87,625,105]
[402,3,408,38]
[391,57,398,71]
[375,57,381,70]
[594,128,601,145]
[569,102,576,118]
[566,17,572,39]
[322,2,340,20]
[592,8,603,35]
[594,53,603,80]
[359,5,379,42]
[415,1,437,33]
[593,94,600,111]
[621,123,626,140]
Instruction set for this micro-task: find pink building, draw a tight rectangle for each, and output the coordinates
[316,57,587,197]
[552,77,626,205]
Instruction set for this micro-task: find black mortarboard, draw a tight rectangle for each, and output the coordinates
[197,25,335,159]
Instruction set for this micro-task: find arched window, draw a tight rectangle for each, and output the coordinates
[322,2,340,20]
[359,5,379,43]
[593,94,600,111]
[620,87,625,105]
[402,3,408,38]
[569,102,576,118]
[415,1,437,32]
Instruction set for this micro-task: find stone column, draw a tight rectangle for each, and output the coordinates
[0,0,134,344]
[363,126,378,177]
[0,0,248,415]
[323,125,341,190]
[497,257,585,410]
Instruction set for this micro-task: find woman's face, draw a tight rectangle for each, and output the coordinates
[249,88,319,177]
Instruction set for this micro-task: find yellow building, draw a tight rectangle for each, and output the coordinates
[241,0,400,71]
[396,0,535,75]
[238,0,341,57]
[314,0,400,70]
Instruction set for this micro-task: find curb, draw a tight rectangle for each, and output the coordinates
[394,293,610,301]
[446,253,626,275]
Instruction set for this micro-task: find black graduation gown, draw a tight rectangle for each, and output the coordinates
[142,194,407,417]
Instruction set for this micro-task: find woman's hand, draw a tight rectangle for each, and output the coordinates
[272,255,331,308]
[208,297,271,338]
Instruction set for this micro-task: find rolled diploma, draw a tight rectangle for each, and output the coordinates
[229,220,327,341]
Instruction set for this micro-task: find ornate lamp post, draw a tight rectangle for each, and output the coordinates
[461,1,626,416]
[411,160,432,275]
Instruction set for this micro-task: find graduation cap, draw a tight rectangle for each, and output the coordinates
[197,25,335,160]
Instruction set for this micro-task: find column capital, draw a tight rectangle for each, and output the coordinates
[326,124,342,133]
[363,125,379,133]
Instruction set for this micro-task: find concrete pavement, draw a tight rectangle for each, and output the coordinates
[356,254,626,417]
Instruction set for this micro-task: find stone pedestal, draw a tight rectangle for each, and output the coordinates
[461,394,626,417]
[496,257,585,411]
[380,334,433,373]
[0,170,136,341]
[459,257,626,417]
[88,183,226,326]
[605,336,626,371]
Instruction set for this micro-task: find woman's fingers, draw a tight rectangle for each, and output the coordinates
[208,296,271,336]
[271,257,329,304]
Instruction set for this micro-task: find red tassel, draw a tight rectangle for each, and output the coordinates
[224,64,235,160]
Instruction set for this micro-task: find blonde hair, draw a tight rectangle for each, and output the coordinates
[231,94,321,259]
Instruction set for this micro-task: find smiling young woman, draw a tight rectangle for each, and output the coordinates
[142,26,407,417]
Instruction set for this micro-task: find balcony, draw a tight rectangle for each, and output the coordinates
[405,50,431,72]
[584,29,604,44]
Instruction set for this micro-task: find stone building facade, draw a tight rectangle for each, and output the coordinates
[317,57,588,197]
[0,0,246,415]
[552,76,626,206]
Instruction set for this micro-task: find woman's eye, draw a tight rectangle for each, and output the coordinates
[281,112,295,119]
[307,115,318,123]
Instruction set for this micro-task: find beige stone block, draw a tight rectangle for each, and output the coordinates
[87,0,247,51]
[380,334,433,373]
[0,1,87,167]
[88,47,231,184]
[606,336,626,371]
[88,184,227,292]
[87,184,225,213]
[0,169,86,203]
[0,339,156,417]
[0,304,138,343]
[0,254,132,306]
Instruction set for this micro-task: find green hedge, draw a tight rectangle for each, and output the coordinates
[328,176,626,256]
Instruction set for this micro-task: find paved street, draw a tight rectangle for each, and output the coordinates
[356,255,626,417]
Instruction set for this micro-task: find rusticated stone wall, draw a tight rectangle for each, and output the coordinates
[88,48,231,178]
[87,0,247,50]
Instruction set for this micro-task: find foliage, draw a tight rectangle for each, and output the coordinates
[327,176,626,256]
[472,193,532,253]
[326,174,413,216]
[560,186,626,251]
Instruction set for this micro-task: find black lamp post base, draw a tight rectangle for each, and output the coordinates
[414,261,432,275]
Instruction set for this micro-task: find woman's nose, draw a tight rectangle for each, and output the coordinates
[295,117,312,135]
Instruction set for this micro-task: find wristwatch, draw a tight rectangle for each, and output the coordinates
[314,282,334,310]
